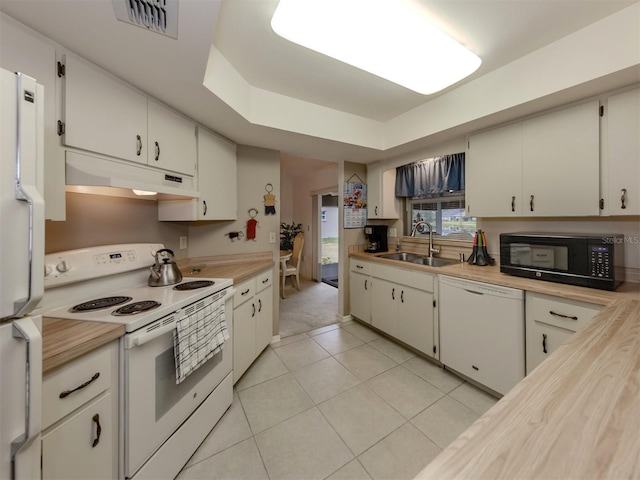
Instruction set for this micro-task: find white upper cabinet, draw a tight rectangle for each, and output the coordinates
[521,100,600,216]
[64,54,148,164]
[466,100,600,217]
[158,128,237,221]
[367,161,399,219]
[62,54,196,176]
[466,122,523,217]
[147,100,196,176]
[605,88,640,215]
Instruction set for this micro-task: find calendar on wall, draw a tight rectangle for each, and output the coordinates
[343,175,367,229]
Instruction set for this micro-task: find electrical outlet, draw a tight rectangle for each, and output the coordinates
[179,236,188,249]
[269,232,276,244]
[389,228,397,237]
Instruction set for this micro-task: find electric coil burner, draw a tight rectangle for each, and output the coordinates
[71,296,132,312]
[173,280,215,291]
[111,300,161,316]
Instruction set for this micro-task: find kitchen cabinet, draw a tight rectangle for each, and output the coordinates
[233,269,274,383]
[41,341,119,479]
[439,276,525,396]
[366,161,399,219]
[0,14,65,220]
[466,100,600,217]
[349,259,372,323]
[604,87,640,215]
[525,292,602,374]
[369,263,437,358]
[158,127,237,221]
[61,54,196,176]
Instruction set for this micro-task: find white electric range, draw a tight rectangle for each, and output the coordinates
[37,244,234,480]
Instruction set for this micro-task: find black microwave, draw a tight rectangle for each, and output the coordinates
[499,233,625,290]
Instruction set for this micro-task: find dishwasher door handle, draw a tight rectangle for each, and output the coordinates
[464,289,484,295]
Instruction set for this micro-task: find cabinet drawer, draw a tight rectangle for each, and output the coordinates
[256,269,273,293]
[234,277,255,308]
[43,343,114,430]
[371,263,434,291]
[350,259,371,275]
[526,292,602,332]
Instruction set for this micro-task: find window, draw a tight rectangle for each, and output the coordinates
[406,193,476,240]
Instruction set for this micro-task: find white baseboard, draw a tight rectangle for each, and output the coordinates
[270,335,281,344]
[337,314,352,323]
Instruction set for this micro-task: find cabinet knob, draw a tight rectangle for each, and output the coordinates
[56,260,71,273]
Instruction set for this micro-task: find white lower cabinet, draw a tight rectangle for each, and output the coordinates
[233,269,274,383]
[525,292,602,374]
[369,263,437,359]
[41,341,119,480]
[349,260,372,323]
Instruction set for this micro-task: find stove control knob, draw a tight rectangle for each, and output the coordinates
[44,264,53,277]
[56,260,71,273]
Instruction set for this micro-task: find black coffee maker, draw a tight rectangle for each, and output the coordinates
[364,225,388,253]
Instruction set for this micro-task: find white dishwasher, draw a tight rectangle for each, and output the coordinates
[439,275,525,396]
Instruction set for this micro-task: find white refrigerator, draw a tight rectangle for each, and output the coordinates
[0,68,45,479]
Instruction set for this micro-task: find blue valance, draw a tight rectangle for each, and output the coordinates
[395,153,465,198]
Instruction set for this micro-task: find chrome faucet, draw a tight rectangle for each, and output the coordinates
[411,220,441,257]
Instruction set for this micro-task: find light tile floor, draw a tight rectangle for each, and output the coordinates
[177,321,499,480]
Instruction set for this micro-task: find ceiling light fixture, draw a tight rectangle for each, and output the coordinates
[271,0,481,95]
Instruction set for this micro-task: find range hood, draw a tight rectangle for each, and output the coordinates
[65,151,199,200]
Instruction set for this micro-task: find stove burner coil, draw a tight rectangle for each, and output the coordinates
[111,300,161,316]
[71,296,133,312]
[173,280,215,291]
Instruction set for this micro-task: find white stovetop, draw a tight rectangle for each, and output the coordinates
[43,277,233,333]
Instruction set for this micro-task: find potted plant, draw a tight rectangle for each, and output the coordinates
[280,222,303,251]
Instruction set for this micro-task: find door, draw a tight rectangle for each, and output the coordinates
[320,194,339,286]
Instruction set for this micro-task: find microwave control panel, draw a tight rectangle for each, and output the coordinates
[590,246,612,278]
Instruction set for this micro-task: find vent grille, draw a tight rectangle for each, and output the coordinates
[112,0,178,39]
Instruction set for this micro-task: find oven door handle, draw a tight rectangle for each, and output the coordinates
[125,288,235,349]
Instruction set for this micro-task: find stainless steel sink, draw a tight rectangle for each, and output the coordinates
[377,252,425,262]
[410,257,458,267]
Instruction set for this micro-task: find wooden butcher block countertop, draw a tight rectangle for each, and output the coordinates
[415,298,640,479]
[42,252,275,372]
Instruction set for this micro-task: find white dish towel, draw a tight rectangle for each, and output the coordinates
[173,290,229,384]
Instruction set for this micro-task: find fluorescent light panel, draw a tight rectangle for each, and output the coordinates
[271,0,481,95]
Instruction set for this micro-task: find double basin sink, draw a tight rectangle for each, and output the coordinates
[376,252,458,268]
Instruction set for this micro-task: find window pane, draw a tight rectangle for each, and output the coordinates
[442,207,475,238]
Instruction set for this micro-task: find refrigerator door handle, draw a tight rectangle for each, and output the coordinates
[12,73,45,318]
[10,318,42,479]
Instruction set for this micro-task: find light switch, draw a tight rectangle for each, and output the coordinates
[389,228,397,237]
[180,236,188,249]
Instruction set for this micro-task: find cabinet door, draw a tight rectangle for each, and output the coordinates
[522,101,600,216]
[233,299,256,383]
[147,99,197,176]
[607,88,640,215]
[42,393,116,480]
[64,54,147,164]
[367,162,382,219]
[371,278,398,337]
[255,287,273,356]
[397,286,434,357]
[349,272,371,323]
[197,128,237,220]
[466,122,523,217]
[525,320,573,374]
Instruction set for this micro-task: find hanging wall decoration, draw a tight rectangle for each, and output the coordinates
[246,208,259,240]
[263,183,276,215]
[343,174,367,228]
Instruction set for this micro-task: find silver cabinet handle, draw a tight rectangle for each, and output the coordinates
[621,188,627,209]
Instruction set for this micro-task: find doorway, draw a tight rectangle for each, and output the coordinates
[320,193,339,288]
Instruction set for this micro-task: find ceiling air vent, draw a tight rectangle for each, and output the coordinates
[112,0,178,39]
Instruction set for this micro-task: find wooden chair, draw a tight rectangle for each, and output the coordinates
[280,233,304,298]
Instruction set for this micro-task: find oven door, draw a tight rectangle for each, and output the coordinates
[123,295,232,478]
